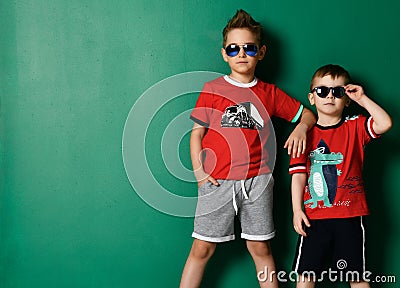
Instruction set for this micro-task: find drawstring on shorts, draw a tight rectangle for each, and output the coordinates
[232,180,249,215]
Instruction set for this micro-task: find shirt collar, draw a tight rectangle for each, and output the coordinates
[223,75,258,88]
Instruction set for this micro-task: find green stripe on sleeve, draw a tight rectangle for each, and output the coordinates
[291,104,304,123]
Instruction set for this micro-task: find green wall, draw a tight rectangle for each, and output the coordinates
[1,0,399,287]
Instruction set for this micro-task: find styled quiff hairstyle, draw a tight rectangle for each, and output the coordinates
[310,64,351,91]
[222,9,263,47]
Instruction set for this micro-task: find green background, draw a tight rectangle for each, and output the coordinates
[1,0,399,287]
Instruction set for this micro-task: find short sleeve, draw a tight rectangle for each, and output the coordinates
[190,83,213,127]
[289,153,308,175]
[273,86,303,123]
[364,116,380,140]
[354,115,380,146]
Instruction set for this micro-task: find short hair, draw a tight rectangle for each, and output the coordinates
[310,64,351,91]
[222,9,263,47]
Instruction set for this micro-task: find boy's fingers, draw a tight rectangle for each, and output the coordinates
[299,221,308,236]
[294,225,307,237]
[284,139,292,155]
[209,177,220,186]
[291,141,300,158]
[283,139,288,148]
[295,142,302,158]
[292,139,307,158]
[301,139,307,154]
[299,227,307,237]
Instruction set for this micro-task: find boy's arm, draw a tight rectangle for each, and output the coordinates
[345,84,392,134]
[190,123,219,187]
[284,108,316,158]
[292,173,310,236]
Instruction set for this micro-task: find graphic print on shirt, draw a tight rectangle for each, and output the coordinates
[221,102,264,130]
[305,139,343,208]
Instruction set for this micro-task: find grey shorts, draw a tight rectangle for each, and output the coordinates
[192,173,275,242]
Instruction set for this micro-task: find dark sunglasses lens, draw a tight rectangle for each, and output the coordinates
[225,45,240,57]
[244,44,258,56]
[332,87,346,98]
[315,87,330,98]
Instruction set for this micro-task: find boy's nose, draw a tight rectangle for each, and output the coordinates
[238,47,246,57]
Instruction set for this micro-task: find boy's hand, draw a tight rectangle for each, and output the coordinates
[293,209,310,237]
[345,84,365,102]
[284,122,308,158]
[194,169,219,187]
[197,175,219,187]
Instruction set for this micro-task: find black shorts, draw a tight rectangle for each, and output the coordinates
[293,216,367,278]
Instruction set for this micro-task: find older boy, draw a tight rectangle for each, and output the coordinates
[180,10,316,288]
[289,64,392,288]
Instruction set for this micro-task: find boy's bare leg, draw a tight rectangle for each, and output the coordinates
[246,240,278,288]
[350,281,370,288]
[296,276,315,288]
[296,278,315,288]
[180,239,216,288]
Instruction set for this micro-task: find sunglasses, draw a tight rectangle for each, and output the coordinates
[312,86,346,98]
[224,44,258,57]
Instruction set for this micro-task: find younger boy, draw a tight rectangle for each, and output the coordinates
[180,10,316,288]
[289,64,392,288]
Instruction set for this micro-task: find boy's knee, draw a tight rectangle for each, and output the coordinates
[349,281,370,288]
[191,240,216,260]
[246,240,272,257]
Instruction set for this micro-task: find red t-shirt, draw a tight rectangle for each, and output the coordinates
[289,115,379,219]
[191,76,302,180]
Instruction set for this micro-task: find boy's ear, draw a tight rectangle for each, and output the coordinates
[308,93,315,105]
[345,96,351,107]
[258,45,266,61]
[221,47,229,62]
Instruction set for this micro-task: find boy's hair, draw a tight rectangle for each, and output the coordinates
[310,64,351,91]
[222,9,263,47]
